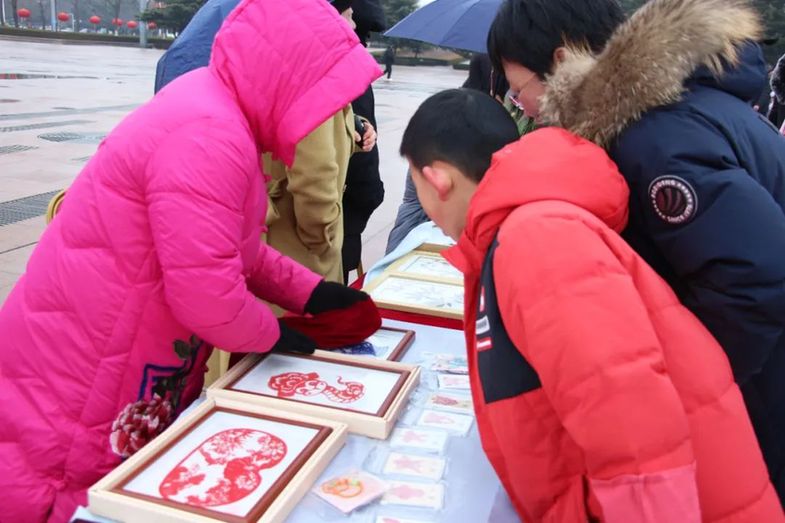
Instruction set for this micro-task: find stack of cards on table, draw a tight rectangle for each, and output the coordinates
[436,373,470,391]
[381,480,445,511]
[430,354,468,374]
[389,427,449,454]
[313,470,388,514]
[415,409,473,436]
[424,391,473,414]
[375,516,432,523]
[383,452,446,481]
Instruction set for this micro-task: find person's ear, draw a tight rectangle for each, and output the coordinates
[553,46,568,65]
[421,165,454,202]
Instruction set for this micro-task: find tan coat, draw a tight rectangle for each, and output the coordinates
[263,106,358,283]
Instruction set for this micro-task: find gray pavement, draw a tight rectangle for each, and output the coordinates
[0,38,467,304]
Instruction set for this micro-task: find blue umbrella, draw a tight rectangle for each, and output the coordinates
[384,0,502,53]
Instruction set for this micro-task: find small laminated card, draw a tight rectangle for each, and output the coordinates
[424,392,473,415]
[381,480,445,510]
[437,373,470,391]
[375,517,431,523]
[313,470,387,514]
[389,427,449,454]
[375,517,432,523]
[430,354,468,374]
[383,452,446,481]
[416,409,474,436]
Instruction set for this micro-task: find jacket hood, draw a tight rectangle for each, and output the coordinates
[447,128,629,272]
[690,42,766,103]
[539,0,763,148]
[209,0,381,165]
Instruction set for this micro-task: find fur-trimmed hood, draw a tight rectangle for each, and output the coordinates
[539,0,763,148]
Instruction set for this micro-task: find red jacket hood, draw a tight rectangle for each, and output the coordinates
[445,128,630,274]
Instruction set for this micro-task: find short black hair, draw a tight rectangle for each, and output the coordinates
[400,89,519,183]
[488,0,625,78]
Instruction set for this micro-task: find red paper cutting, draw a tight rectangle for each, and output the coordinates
[268,372,365,403]
[159,429,287,508]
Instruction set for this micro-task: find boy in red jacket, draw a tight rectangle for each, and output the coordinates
[401,88,783,522]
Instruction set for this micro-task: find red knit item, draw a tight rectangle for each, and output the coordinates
[281,298,382,349]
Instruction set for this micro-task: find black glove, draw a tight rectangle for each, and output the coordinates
[271,320,318,354]
[304,280,370,316]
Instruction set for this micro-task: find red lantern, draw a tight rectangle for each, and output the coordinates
[57,12,70,22]
[147,21,157,30]
[17,8,31,18]
[126,20,138,29]
[89,15,101,24]
[112,18,123,26]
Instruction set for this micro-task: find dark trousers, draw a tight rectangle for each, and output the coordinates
[384,63,393,79]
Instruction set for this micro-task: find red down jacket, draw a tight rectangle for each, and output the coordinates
[444,128,783,522]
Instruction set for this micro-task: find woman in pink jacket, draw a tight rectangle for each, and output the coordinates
[0,0,380,521]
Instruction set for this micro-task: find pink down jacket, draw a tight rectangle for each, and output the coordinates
[0,0,381,520]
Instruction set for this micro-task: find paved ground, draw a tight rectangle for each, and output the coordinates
[0,38,466,304]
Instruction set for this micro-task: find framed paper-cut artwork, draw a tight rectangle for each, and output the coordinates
[389,251,463,283]
[208,351,420,439]
[364,247,465,320]
[89,397,347,523]
[332,327,415,361]
[364,274,464,320]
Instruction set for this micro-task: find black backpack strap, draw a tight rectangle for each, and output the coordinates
[476,237,542,404]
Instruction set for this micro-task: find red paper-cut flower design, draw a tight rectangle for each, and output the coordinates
[109,394,174,458]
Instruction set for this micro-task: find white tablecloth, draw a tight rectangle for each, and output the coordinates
[72,319,520,523]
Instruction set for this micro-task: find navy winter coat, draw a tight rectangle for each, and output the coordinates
[610,44,785,497]
[540,0,785,499]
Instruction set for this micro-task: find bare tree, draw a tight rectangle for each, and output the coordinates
[73,0,81,30]
[10,0,19,27]
[37,0,46,28]
[110,0,122,22]
[105,0,124,32]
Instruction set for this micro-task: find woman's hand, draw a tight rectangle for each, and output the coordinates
[354,121,377,152]
[305,280,369,315]
[271,320,318,354]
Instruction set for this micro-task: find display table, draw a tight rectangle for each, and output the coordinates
[73,318,519,523]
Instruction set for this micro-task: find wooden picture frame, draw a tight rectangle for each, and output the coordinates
[386,250,463,284]
[89,398,347,523]
[330,326,415,361]
[363,249,464,320]
[208,351,421,439]
[364,272,464,320]
[415,243,449,254]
